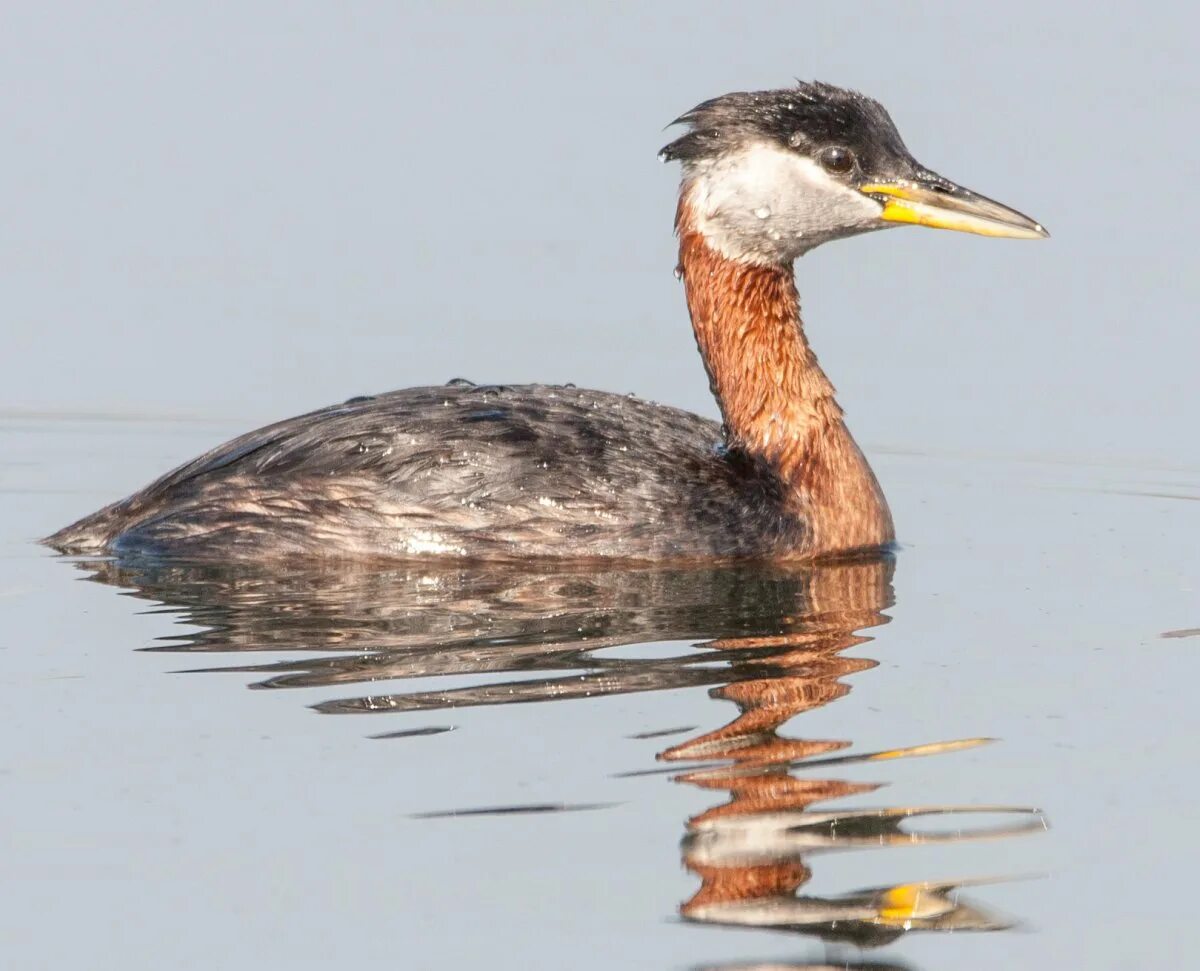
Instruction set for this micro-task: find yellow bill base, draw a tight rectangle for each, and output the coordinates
[859,183,1048,240]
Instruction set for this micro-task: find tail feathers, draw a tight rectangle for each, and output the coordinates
[43,501,132,554]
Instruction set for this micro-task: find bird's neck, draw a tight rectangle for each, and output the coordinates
[676,199,893,555]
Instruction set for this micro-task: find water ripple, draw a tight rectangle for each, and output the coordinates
[64,554,1046,963]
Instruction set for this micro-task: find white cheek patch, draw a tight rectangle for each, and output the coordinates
[685,142,885,263]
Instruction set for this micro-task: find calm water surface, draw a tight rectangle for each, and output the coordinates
[4,415,1196,969]
[3,4,1198,968]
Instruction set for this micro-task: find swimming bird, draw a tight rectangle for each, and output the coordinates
[46,82,1046,562]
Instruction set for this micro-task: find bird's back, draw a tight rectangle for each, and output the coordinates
[46,383,805,561]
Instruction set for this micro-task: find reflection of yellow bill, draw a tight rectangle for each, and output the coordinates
[865,736,994,761]
[878,882,934,922]
[860,182,1049,239]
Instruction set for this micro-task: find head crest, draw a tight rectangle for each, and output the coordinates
[660,81,906,167]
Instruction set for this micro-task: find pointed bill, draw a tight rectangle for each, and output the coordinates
[860,179,1048,240]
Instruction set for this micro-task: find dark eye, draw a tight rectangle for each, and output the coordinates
[818,146,855,175]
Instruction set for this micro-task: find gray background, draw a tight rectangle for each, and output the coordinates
[2,4,1198,970]
[3,3,1195,468]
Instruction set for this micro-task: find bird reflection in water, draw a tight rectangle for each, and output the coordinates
[70,552,1045,958]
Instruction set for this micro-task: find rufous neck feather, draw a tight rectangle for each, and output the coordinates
[676,193,894,555]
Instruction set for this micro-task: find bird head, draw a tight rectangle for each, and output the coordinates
[661,82,1047,264]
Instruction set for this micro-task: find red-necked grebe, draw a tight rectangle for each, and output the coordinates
[46,82,1046,562]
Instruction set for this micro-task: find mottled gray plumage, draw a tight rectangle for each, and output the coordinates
[47,383,804,561]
